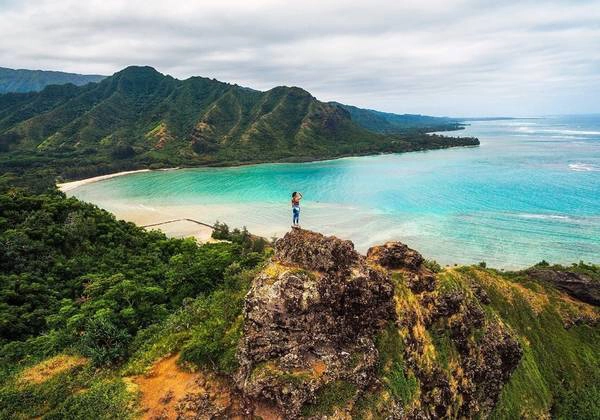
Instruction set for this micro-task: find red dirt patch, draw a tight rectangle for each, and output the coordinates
[132,354,200,419]
[312,360,327,377]
[132,354,251,419]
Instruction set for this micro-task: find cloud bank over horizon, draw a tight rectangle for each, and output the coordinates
[1,0,599,116]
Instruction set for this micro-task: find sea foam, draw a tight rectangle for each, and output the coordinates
[517,213,570,220]
[515,125,600,136]
[569,163,600,172]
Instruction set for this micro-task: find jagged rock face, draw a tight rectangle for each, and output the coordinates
[235,230,523,419]
[526,268,600,306]
[274,229,359,275]
[367,241,423,271]
[367,241,436,293]
[366,241,522,419]
[458,324,523,416]
[237,229,395,417]
[400,281,521,419]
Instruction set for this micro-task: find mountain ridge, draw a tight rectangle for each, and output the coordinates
[0,66,105,94]
[330,101,465,133]
[0,66,478,189]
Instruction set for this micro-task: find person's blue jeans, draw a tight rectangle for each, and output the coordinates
[292,206,300,224]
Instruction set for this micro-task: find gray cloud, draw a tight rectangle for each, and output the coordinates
[1,0,599,115]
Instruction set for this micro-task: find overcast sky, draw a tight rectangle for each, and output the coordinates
[1,0,599,116]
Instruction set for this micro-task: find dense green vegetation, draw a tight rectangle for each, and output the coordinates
[0,187,268,418]
[0,67,105,94]
[121,250,261,376]
[0,66,478,187]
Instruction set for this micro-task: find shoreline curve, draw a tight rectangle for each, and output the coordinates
[57,168,179,192]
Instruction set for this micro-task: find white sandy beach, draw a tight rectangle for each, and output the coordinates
[58,169,219,243]
[98,202,218,243]
[57,169,153,192]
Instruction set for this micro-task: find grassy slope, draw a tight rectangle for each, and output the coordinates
[461,267,600,419]
[352,267,599,419]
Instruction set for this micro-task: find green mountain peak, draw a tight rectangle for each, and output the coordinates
[0,65,477,188]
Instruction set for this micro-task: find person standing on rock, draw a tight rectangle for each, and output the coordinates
[291,192,302,228]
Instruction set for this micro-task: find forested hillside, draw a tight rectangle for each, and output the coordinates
[0,188,269,418]
[0,66,478,187]
[0,67,104,94]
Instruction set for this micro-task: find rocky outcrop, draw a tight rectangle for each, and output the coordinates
[367,241,424,271]
[526,268,600,306]
[274,228,359,276]
[234,229,522,419]
[367,241,436,293]
[458,324,523,416]
[366,242,522,418]
[236,229,395,417]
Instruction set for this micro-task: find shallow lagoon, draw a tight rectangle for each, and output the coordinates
[71,115,600,268]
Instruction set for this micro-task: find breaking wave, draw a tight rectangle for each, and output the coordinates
[569,163,600,172]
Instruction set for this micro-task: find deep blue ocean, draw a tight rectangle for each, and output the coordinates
[71,115,600,268]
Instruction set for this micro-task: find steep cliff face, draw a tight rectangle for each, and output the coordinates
[235,230,522,418]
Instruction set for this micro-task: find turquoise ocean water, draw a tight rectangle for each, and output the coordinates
[71,115,600,268]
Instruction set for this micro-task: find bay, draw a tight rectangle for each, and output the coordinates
[69,115,600,268]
